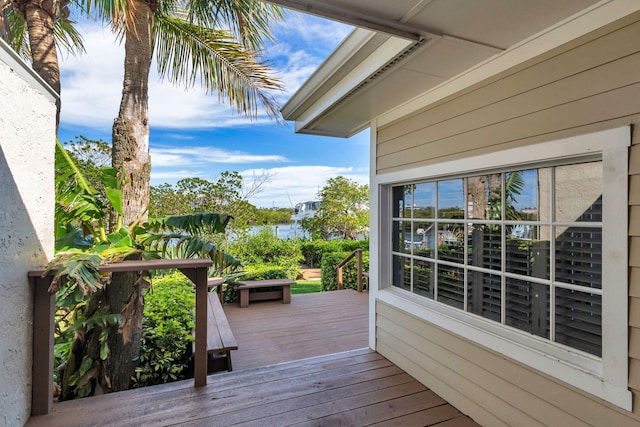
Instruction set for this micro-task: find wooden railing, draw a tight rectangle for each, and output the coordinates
[28,258,212,416]
[337,249,366,292]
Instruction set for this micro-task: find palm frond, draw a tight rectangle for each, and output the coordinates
[2,6,30,60]
[2,4,84,60]
[77,0,129,32]
[153,14,283,120]
[170,0,283,50]
[146,212,232,235]
[53,17,86,56]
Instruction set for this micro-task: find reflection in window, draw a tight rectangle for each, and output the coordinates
[414,182,436,219]
[390,160,603,356]
[438,179,464,219]
[467,174,502,220]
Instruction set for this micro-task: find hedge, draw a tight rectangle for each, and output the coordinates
[321,250,369,291]
[300,240,369,267]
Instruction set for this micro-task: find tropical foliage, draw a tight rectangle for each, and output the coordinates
[51,140,239,399]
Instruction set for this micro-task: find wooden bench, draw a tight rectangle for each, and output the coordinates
[194,278,238,372]
[233,279,295,308]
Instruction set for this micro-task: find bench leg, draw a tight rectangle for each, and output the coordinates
[282,284,291,304]
[239,288,249,308]
[226,351,233,371]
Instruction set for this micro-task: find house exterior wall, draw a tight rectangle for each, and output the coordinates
[0,44,56,424]
[374,13,640,427]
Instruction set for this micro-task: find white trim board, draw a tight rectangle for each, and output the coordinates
[0,38,58,102]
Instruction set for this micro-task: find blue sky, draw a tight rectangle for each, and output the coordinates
[57,11,369,208]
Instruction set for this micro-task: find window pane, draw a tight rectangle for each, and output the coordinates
[414,259,434,299]
[468,224,501,270]
[438,223,464,264]
[438,179,464,219]
[555,226,602,290]
[468,270,501,322]
[506,226,550,280]
[507,169,551,222]
[555,287,601,357]
[414,182,436,219]
[437,265,464,309]
[555,162,602,222]
[414,222,435,259]
[392,185,412,218]
[467,174,502,220]
[392,186,406,218]
[392,255,411,291]
[393,221,412,254]
[505,278,550,339]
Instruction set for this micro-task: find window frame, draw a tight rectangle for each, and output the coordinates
[375,126,631,410]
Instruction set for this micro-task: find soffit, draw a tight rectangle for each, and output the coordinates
[276,0,602,137]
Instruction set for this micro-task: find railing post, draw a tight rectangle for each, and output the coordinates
[356,249,363,292]
[193,266,208,387]
[337,267,343,290]
[31,275,54,416]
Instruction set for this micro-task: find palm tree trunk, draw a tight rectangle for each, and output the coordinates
[22,0,61,129]
[106,0,154,392]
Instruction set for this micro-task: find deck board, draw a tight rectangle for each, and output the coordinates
[224,289,369,369]
[26,291,479,427]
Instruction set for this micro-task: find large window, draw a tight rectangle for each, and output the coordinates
[391,162,603,356]
[376,127,630,409]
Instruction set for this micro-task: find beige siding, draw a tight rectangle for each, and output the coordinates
[375,13,640,427]
[377,16,640,173]
[377,302,640,426]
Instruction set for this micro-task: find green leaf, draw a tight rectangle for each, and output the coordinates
[68,355,93,386]
[105,188,123,216]
[100,340,109,360]
[55,227,94,251]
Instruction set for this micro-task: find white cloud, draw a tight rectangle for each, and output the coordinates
[274,12,353,48]
[151,146,288,167]
[151,170,206,181]
[240,165,369,208]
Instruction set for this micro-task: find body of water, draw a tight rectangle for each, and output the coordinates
[250,224,310,240]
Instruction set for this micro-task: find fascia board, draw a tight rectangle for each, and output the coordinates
[0,38,58,103]
[282,27,381,119]
[291,36,415,130]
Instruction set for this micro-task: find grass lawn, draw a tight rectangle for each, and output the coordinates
[292,280,323,294]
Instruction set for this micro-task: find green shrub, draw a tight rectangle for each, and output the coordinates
[229,228,302,278]
[300,240,369,267]
[242,263,290,280]
[321,250,369,291]
[132,272,195,388]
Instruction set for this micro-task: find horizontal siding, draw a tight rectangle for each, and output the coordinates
[376,17,640,174]
[374,12,640,426]
[377,301,640,427]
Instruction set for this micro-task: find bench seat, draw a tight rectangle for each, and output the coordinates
[232,279,295,308]
[194,286,238,373]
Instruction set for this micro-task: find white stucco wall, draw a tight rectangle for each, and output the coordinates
[0,42,56,425]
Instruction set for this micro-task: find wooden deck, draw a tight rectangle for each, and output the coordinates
[224,288,369,369]
[26,290,479,426]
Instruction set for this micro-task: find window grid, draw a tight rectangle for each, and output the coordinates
[390,162,603,356]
